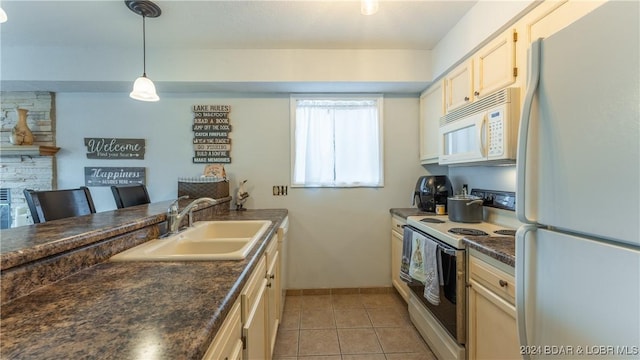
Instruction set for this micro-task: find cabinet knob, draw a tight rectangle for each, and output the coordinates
[474,91,480,96]
[499,280,508,287]
[269,274,275,279]
[267,282,272,288]
[464,96,470,101]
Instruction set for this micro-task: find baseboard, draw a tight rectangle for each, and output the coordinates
[285,287,395,296]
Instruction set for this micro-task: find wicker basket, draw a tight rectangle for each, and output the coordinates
[178,178,229,199]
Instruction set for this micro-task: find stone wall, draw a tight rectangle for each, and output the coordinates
[0,92,56,226]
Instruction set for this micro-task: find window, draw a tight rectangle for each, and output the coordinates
[290,94,383,187]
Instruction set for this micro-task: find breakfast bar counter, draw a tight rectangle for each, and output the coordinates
[0,203,287,359]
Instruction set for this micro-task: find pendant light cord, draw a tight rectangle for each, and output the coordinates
[142,15,147,77]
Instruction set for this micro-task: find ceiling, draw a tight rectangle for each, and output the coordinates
[1,0,476,49]
[0,0,477,93]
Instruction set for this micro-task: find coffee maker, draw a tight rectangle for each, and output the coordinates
[413,175,453,212]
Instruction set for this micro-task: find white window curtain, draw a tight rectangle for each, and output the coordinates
[291,96,383,187]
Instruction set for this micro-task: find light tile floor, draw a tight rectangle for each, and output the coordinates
[273,292,438,360]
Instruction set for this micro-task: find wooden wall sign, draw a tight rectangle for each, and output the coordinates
[84,138,145,159]
[84,167,146,187]
[192,105,232,163]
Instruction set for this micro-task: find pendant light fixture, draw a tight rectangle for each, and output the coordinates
[0,1,7,23]
[361,0,379,15]
[126,0,161,102]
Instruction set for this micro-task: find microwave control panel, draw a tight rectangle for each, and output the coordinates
[487,108,504,157]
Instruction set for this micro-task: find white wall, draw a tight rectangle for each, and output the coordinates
[448,166,517,194]
[55,92,426,289]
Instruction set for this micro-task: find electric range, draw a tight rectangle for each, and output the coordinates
[402,189,517,360]
[406,214,516,249]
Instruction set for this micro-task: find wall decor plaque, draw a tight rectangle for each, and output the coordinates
[191,105,232,164]
[84,138,145,159]
[84,167,146,186]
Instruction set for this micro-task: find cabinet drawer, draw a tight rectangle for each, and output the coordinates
[202,300,242,360]
[391,216,406,235]
[241,256,267,322]
[469,256,515,304]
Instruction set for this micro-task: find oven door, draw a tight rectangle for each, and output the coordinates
[439,111,487,165]
[402,226,466,345]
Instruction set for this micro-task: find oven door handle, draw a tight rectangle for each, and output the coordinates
[440,247,457,256]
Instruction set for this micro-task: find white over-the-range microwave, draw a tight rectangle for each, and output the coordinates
[439,87,520,166]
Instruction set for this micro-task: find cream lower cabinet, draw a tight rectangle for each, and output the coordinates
[241,255,269,360]
[265,237,281,358]
[204,229,285,360]
[390,216,410,302]
[467,254,520,360]
[277,216,288,318]
[203,300,243,360]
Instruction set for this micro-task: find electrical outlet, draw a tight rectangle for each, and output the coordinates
[272,185,288,196]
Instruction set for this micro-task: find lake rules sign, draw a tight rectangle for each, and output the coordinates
[192,105,232,164]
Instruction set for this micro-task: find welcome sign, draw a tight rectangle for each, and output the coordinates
[84,138,145,159]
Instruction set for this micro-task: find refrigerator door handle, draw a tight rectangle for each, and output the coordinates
[515,224,536,360]
[516,39,542,224]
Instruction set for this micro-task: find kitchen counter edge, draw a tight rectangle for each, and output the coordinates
[0,208,288,359]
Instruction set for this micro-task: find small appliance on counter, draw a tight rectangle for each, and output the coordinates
[413,175,453,213]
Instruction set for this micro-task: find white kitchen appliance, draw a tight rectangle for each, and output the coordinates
[404,189,517,360]
[516,2,640,359]
[438,87,520,165]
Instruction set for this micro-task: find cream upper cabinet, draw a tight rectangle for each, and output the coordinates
[518,0,605,44]
[445,28,517,113]
[444,60,474,112]
[467,255,519,360]
[419,80,444,164]
[473,28,518,100]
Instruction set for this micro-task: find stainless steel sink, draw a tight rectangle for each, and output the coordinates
[110,220,271,261]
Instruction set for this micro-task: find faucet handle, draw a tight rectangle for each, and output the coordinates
[168,195,190,213]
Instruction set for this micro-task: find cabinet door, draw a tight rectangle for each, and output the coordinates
[519,0,604,44]
[445,60,473,112]
[467,279,520,360]
[266,251,280,357]
[473,29,517,100]
[243,279,269,360]
[202,301,243,360]
[419,81,444,164]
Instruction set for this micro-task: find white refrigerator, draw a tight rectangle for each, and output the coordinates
[515,1,640,359]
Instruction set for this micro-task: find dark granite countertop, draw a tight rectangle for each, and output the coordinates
[0,208,288,359]
[389,208,434,219]
[0,200,180,270]
[463,235,516,267]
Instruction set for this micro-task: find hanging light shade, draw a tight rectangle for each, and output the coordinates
[130,75,159,101]
[361,0,379,15]
[126,0,161,102]
[0,7,8,23]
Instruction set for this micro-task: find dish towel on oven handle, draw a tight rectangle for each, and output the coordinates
[408,231,441,305]
[400,226,413,283]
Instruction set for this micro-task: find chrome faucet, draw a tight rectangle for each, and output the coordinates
[166,196,219,235]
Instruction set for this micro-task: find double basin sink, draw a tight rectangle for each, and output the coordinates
[111,220,271,261]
